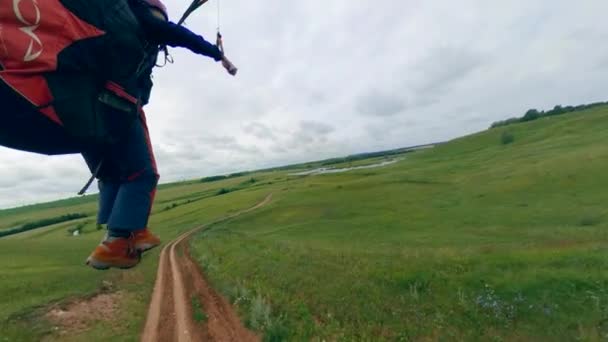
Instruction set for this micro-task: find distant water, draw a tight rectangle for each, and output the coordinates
[289,159,400,176]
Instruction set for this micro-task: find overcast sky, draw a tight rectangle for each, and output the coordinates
[1,0,607,208]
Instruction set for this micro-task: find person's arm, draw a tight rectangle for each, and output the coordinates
[130,0,223,61]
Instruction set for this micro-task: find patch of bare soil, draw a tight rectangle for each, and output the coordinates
[45,292,123,335]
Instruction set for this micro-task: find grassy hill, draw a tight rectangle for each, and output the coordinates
[0,104,607,341]
[190,105,608,340]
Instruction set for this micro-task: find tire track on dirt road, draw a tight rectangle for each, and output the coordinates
[141,195,272,342]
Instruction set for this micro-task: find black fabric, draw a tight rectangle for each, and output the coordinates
[128,0,223,60]
[57,0,147,84]
[1,0,222,155]
[45,0,148,151]
[45,73,138,147]
[0,80,82,155]
[0,0,149,156]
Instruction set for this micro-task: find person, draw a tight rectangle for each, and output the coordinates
[84,0,237,270]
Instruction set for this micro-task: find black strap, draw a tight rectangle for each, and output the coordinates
[78,159,103,195]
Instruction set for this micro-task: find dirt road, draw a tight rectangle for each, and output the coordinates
[141,195,272,342]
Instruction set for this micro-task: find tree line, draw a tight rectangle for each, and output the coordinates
[0,213,88,238]
[491,101,608,128]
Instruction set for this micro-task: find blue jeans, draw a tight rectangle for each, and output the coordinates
[83,109,159,233]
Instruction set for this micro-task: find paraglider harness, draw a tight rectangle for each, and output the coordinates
[80,0,233,194]
[0,0,148,151]
[0,0,231,193]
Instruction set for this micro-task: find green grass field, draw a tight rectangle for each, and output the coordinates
[1,105,607,341]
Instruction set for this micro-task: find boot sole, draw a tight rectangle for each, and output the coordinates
[86,254,141,270]
[136,242,160,253]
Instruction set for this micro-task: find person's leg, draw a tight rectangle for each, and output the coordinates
[0,81,137,269]
[86,109,160,270]
[97,180,121,225]
[105,109,159,235]
[82,152,121,226]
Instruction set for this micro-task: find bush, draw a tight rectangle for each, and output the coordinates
[501,131,515,145]
[229,172,250,178]
[200,175,227,183]
[216,188,232,196]
[67,221,90,236]
[163,202,180,211]
[240,178,257,185]
[201,171,253,183]
[522,109,540,122]
[579,215,601,226]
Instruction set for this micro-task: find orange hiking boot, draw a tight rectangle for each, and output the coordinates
[133,228,161,252]
[86,236,140,270]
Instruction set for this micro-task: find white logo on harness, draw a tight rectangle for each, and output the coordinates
[13,0,42,62]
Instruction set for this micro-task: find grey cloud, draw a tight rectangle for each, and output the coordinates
[271,145,288,154]
[0,152,88,207]
[356,47,483,117]
[356,90,407,117]
[285,121,335,150]
[299,121,334,136]
[243,122,278,141]
[198,135,260,154]
[412,47,485,96]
